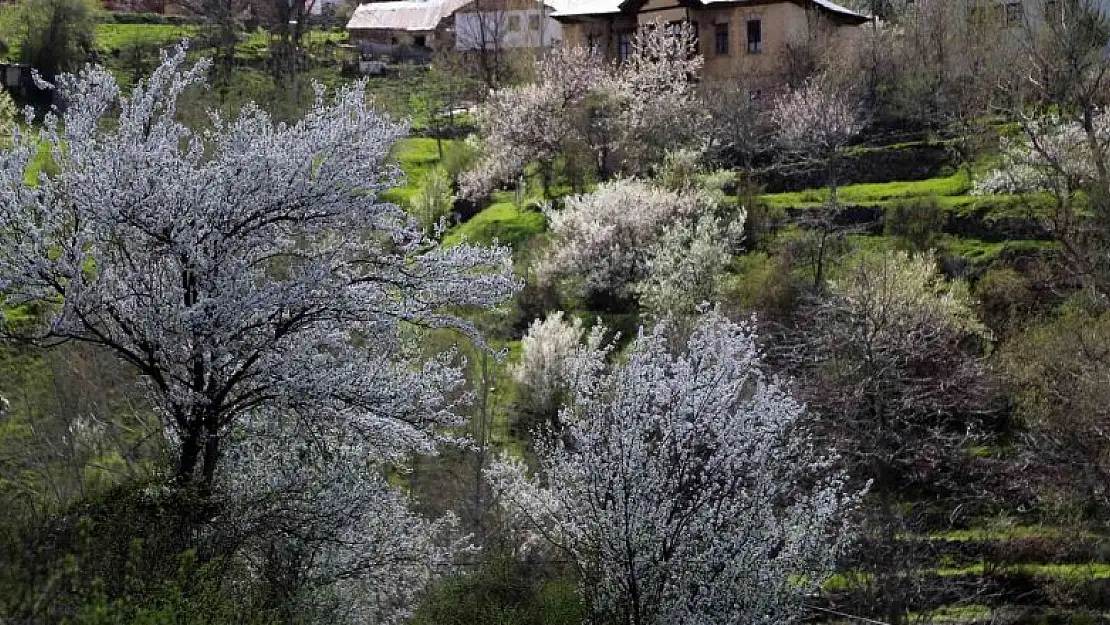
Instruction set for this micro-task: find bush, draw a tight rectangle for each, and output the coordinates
[413,165,455,234]
[511,311,583,432]
[11,0,99,81]
[884,194,947,252]
[722,251,799,319]
[973,267,1034,334]
[412,557,583,625]
[656,148,703,191]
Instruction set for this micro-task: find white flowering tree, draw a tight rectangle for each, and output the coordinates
[538,179,732,311]
[511,311,585,429]
[0,47,520,487]
[974,111,1110,297]
[488,311,859,625]
[771,74,865,289]
[462,23,707,198]
[460,46,606,199]
[218,413,466,624]
[636,214,739,319]
[771,73,864,207]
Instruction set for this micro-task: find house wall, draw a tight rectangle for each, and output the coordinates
[559,0,864,84]
[349,27,441,46]
[456,0,564,49]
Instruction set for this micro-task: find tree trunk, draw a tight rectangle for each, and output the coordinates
[202,421,220,486]
[177,425,202,482]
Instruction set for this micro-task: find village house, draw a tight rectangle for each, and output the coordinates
[347,0,472,51]
[347,0,568,66]
[551,0,869,85]
[454,0,567,51]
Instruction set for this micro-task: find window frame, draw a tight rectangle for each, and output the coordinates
[617,29,633,62]
[714,21,729,55]
[746,18,762,54]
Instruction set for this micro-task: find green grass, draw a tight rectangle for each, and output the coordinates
[938,193,1056,221]
[908,604,994,624]
[95,23,197,55]
[917,525,1098,542]
[761,172,973,208]
[384,137,455,208]
[442,196,547,250]
[940,236,1056,266]
[935,563,1110,580]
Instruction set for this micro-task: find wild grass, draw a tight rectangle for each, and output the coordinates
[442,196,547,250]
[761,171,974,208]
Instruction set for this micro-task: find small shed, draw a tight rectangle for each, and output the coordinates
[346,0,472,50]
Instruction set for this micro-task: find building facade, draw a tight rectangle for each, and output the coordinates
[552,0,870,84]
[454,0,566,50]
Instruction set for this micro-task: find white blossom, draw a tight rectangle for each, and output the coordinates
[462,24,708,198]
[488,311,861,625]
[511,311,585,425]
[218,414,467,625]
[973,114,1107,195]
[0,45,521,483]
[538,179,715,303]
[771,74,864,158]
[636,214,742,319]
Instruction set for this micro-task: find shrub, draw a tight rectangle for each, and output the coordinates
[884,194,947,252]
[511,311,584,432]
[656,148,703,191]
[538,179,721,311]
[412,556,583,625]
[722,251,799,319]
[973,267,1034,334]
[413,165,455,234]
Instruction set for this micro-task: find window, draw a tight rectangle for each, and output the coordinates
[508,14,521,32]
[1002,1,1022,24]
[618,30,633,61]
[746,19,761,54]
[414,34,426,47]
[587,33,603,56]
[529,14,540,30]
[714,22,729,55]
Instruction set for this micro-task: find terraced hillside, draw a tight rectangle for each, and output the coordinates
[389,133,1110,625]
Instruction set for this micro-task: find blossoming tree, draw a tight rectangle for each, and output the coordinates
[0,46,520,487]
[489,311,860,625]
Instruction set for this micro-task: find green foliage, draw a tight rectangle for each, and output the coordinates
[412,165,455,234]
[5,0,99,79]
[66,547,276,625]
[412,557,584,625]
[656,148,703,191]
[94,23,195,56]
[884,194,947,252]
[443,196,547,250]
[761,171,973,208]
[722,251,799,318]
[974,267,1034,332]
[441,139,478,184]
[0,88,15,136]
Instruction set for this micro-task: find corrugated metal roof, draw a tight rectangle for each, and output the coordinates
[551,0,621,17]
[807,0,869,19]
[347,0,472,32]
